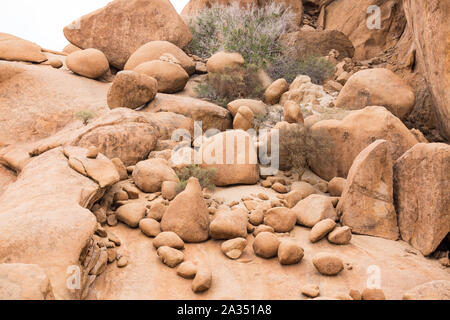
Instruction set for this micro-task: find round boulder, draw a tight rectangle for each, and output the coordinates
[264,207,297,233]
[134,60,189,93]
[312,252,344,276]
[107,71,158,110]
[66,48,109,79]
[253,232,280,259]
[132,159,179,193]
[278,240,304,265]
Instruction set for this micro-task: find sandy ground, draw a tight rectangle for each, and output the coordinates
[92,185,450,300]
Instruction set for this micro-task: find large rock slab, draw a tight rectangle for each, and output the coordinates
[403,280,450,300]
[0,32,47,63]
[307,106,419,181]
[322,0,406,60]
[0,148,100,299]
[394,143,450,256]
[403,0,450,140]
[279,30,354,59]
[63,0,192,69]
[336,68,415,119]
[0,61,109,145]
[0,263,55,300]
[337,140,399,240]
[144,93,232,131]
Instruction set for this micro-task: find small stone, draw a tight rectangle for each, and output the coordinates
[261,179,272,188]
[328,177,346,196]
[107,214,118,227]
[277,240,304,265]
[147,201,167,221]
[310,219,336,243]
[116,202,146,228]
[253,225,275,237]
[257,193,269,200]
[192,268,212,293]
[272,182,288,193]
[153,231,184,249]
[301,284,320,298]
[249,203,270,226]
[139,218,161,238]
[107,231,121,246]
[328,226,352,245]
[221,238,247,260]
[253,232,280,259]
[312,252,344,276]
[349,289,362,300]
[95,224,108,238]
[123,184,140,199]
[177,262,197,279]
[86,146,99,159]
[247,223,255,233]
[111,158,128,180]
[157,246,184,268]
[114,190,129,202]
[362,288,386,300]
[264,207,296,233]
[334,292,353,300]
[107,248,117,263]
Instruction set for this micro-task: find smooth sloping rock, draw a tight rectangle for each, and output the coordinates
[0,148,99,299]
[116,202,147,228]
[403,0,450,140]
[124,40,195,75]
[264,207,296,233]
[132,158,179,193]
[338,140,399,240]
[307,106,419,181]
[161,178,210,243]
[336,69,415,119]
[66,49,110,79]
[64,0,192,69]
[394,143,450,255]
[403,280,450,300]
[64,146,120,188]
[292,195,337,228]
[199,130,259,187]
[0,32,47,63]
[144,93,232,131]
[210,209,248,240]
[0,263,55,300]
[134,60,189,93]
[280,30,355,59]
[107,71,158,109]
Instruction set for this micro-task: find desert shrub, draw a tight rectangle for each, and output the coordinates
[187,2,295,68]
[194,64,265,106]
[267,56,336,85]
[75,110,94,125]
[176,165,217,192]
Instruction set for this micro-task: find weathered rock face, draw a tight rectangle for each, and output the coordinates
[403,0,450,140]
[124,40,195,75]
[134,60,189,93]
[0,148,100,299]
[394,143,450,255]
[0,32,47,63]
[63,0,192,69]
[144,93,232,131]
[337,140,399,240]
[161,178,210,243]
[66,49,110,79]
[336,68,415,119]
[279,30,355,59]
[182,0,304,29]
[199,130,259,186]
[0,263,55,300]
[307,106,419,181]
[0,61,109,145]
[322,0,407,60]
[107,71,158,110]
[403,280,450,300]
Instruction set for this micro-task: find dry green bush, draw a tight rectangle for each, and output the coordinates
[176,165,217,192]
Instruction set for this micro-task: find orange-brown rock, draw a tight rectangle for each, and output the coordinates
[336,68,415,119]
[124,40,195,75]
[394,143,450,255]
[338,140,399,240]
[134,60,189,93]
[132,158,179,193]
[66,48,110,79]
[63,0,192,69]
[160,178,210,243]
[0,32,47,63]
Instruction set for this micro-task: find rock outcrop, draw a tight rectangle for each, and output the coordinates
[63,0,192,69]
[394,143,450,255]
[337,140,399,240]
[0,32,47,63]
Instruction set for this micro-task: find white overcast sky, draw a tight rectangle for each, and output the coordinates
[0,0,190,50]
